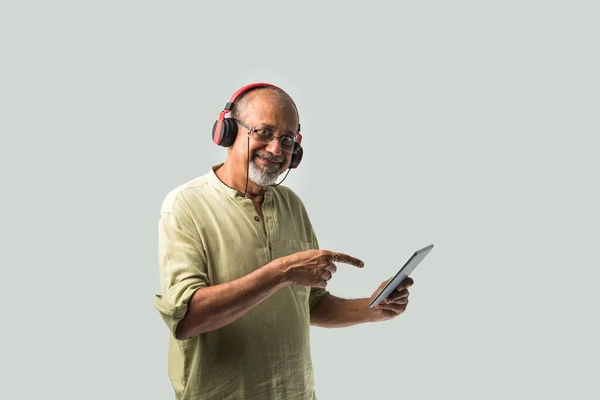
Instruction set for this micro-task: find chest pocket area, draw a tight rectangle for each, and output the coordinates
[271,239,311,259]
[271,240,312,306]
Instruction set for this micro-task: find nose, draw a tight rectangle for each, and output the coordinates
[265,137,283,156]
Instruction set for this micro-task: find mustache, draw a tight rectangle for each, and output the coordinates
[253,152,285,163]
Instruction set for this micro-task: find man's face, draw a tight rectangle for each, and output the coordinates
[230,91,299,186]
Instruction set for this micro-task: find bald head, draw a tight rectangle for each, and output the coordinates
[230,87,299,126]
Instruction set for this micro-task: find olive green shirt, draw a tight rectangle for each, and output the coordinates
[153,164,329,399]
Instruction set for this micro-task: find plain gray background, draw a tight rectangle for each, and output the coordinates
[1,1,599,399]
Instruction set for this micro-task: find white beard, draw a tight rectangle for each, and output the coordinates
[248,156,282,186]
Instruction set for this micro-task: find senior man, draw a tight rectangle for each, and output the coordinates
[154,82,414,399]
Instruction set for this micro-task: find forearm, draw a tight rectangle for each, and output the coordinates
[176,259,289,339]
[310,293,377,328]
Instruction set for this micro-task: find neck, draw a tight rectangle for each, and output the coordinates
[216,159,267,202]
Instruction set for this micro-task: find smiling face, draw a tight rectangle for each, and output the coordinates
[228,88,299,186]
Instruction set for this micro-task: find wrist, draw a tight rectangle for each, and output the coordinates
[360,298,380,323]
[265,257,292,289]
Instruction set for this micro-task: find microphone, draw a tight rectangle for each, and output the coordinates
[270,169,292,187]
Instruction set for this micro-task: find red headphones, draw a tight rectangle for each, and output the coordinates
[211,82,304,169]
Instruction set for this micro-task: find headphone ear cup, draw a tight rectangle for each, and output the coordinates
[289,144,303,169]
[212,118,238,147]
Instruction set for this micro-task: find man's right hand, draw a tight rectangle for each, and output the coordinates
[279,249,364,288]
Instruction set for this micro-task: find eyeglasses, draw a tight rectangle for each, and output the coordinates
[234,118,297,153]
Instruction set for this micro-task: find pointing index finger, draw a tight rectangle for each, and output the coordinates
[330,251,364,268]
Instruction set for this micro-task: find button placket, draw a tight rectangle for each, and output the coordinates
[239,197,268,246]
[264,198,274,260]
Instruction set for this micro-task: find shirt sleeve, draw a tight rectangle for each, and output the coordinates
[153,200,208,338]
[308,228,330,310]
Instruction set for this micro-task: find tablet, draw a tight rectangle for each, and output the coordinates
[368,244,434,308]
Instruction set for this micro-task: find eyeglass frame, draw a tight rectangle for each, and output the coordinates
[233,118,299,153]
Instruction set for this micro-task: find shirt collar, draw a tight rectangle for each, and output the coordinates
[208,163,273,200]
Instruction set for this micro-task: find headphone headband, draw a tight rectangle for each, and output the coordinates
[224,82,283,111]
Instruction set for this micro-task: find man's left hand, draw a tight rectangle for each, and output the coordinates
[369,277,414,322]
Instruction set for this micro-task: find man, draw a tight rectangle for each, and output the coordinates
[153,83,414,399]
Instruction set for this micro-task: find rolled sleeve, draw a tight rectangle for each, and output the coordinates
[154,202,208,337]
[308,287,329,310]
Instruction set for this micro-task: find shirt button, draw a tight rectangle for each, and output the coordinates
[254,216,260,221]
